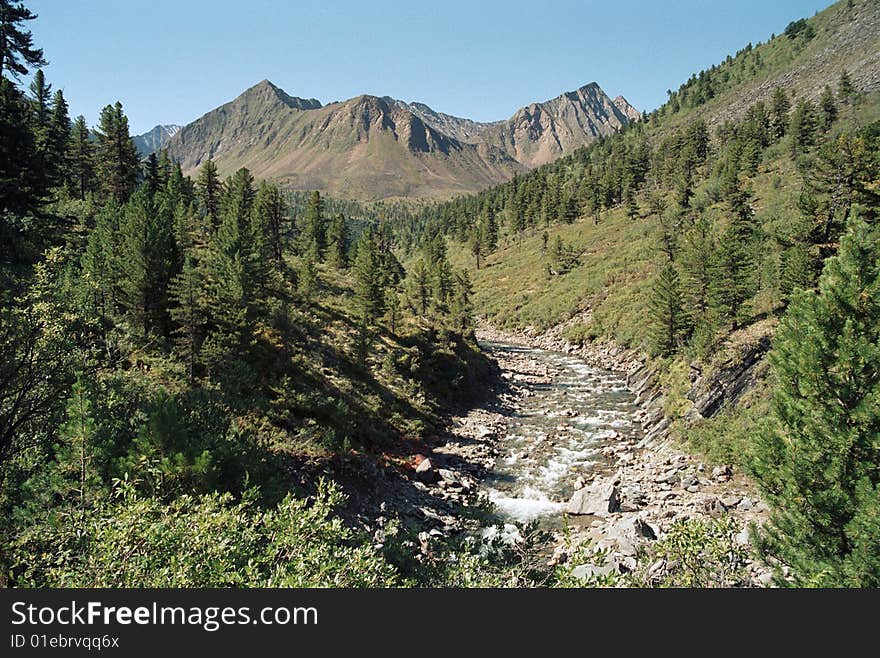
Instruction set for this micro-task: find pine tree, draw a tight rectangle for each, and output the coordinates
[484,206,498,252]
[196,159,221,229]
[169,252,205,381]
[67,115,94,200]
[837,70,855,104]
[352,227,384,324]
[469,226,483,270]
[95,102,139,203]
[450,270,474,337]
[818,85,837,131]
[327,213,349,269]
[0,77,39,216]
[649,262,687,356]
[46,88,69,189]
[789,98,818,156]
[710,183,756,328]
[144,152,160,196]
[200,199,256,372]
[0,0,45,80]
[410,259,430,315]
[114,189,175,337]
[751,213,880,586]
[770,87,790,141]
[300,190,326,260]
[254,180,286,271]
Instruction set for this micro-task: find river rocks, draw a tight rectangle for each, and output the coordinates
[567,478,620,516]
[571,563,617,581]
[415,457,436,483]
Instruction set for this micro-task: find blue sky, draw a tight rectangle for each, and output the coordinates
[28,0,832,135]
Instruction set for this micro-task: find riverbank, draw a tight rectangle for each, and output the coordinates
[476,323,774,586]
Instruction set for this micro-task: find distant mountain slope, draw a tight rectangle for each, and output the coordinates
[478,83,638,167]
[165,80,637,200]
[132,124,181,156]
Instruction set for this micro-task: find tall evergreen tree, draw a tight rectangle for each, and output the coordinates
[0,0,45,80]
[751,213,880,586]
[300,190,326,260]
[47,88,69,188]
[649,262,687,356]
[95,101,139,203]
[67,115,94,200]
[196,159,221,228]
[327,213,349,269]
[770,87,790,140]
[254,180,286,272]
[818,85,837,131]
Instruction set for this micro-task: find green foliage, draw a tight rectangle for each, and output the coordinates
[10,480,397,587]
[629,516,751,588]
[751,213,880,587]
[649,262,688,355]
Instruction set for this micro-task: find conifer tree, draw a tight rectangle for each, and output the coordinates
[469,226,483,270]
[327,213,349,269]
[818,85,837,131]
[169,252,205,381]
[352,227,384,324]
[752,213,880,586]
[789,98,818,156]
[95,102,139,203]
[254,180,286,271]
[649,262,687,356]
[300,190,326,260]
[0,77,39,215]
[450,270,475,337]
[837,69,855,104]
[484,206,498,252]
[0,0,45,80]
[67,115,94,200]
[114,189,175,337]
[144,152,160,196]
[46,88,69,188]
[196,159,221,229]
[770,87,790,140]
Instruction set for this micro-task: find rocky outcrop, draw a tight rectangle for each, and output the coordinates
[686,333,772,420]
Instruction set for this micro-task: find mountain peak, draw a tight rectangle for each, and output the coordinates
[242,79,322,111]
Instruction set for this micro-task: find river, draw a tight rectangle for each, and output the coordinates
[478,340,642,526]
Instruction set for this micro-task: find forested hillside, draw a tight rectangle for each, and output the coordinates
[0,1,550,587]
[411,0,880,585]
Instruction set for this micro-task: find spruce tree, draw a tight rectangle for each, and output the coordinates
[789,98,818,156]
[752,213,880,586]
[649,262,687,356]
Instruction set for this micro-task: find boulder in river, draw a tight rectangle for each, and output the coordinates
[567,477,620,516]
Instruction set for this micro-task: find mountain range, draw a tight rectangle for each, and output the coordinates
[159,80,638,200]
[132,124,181,157]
